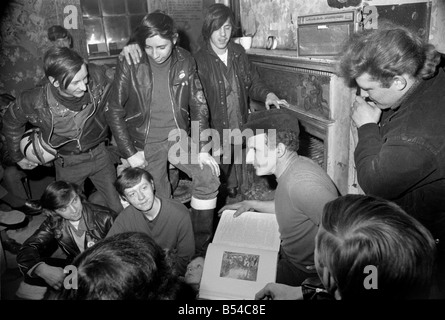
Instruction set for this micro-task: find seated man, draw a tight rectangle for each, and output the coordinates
[255,194,437,300]
[220,108,340,286]
[16,181,117,299]
[58,232,196,300]
[106,167,195,276]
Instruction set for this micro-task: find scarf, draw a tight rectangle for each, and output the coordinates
[50,84,91,112]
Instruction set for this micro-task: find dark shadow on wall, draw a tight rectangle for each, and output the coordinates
[177,29,191,53]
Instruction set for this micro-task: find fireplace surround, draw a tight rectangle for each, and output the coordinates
[246,48,358,196]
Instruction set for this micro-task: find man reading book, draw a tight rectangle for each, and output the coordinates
[219,108,340,286]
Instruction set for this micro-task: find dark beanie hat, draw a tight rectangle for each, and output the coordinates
[47,25,69,41]
[242,107,300,136]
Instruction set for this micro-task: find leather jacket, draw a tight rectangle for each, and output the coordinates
[104,46,210,159]
[2,64,112,162]
[194,42,271,141]
[16,202,117,275]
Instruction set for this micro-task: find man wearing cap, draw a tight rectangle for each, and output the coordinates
[2,47,123,214]
[220,108,340,286]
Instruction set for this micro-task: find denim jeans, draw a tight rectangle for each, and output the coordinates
[55,143,123,214]
[143,138,220,201]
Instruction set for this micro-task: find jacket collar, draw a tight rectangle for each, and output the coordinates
[140,46,185,67]
[205,40,243,60]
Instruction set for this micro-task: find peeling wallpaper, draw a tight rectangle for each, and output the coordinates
[239,0,443,52]
[0,0,87,97]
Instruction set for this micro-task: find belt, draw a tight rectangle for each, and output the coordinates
[58,143,101,156]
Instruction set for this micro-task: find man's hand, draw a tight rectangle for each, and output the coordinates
[255,282,303,300]
[351,95,382,128]
[126,151,147,168]
[198,152,220,176]
[218,200,255,217]
[34,263,65,290]
[119,43,142,65]
[17,158,39,170]
[265,92,289,110]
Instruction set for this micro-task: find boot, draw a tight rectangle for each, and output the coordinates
[189,208,214,256]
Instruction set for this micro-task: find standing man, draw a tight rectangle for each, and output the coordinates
[220,108,339,286]
[2,47,123,214]
[338,24,445,298]
[105,11,220,255]
[107,167,195,276]
[194,3,288,198]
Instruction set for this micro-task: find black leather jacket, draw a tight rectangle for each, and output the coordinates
[16,202,116,275]
[2,64,112,162]
[194,42,271,141]
[104,46,210,158]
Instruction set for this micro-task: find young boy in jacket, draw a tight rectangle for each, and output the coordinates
[16,181,116,299]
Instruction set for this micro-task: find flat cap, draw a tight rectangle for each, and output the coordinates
[242,107,300,136]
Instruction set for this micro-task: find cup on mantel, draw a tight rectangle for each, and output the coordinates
[237,36,252,50]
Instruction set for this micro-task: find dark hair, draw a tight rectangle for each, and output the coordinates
[338,21,441,88]
[130,11,178,51]
[114,167,154,197]
[202,3,236,42]
[47,25,70,41]
[40,180,84,212]
[43,47,85,89]
[317,194,436,300]
[40,180,85,238]
[59,232,196,300]
[274,130,299,153]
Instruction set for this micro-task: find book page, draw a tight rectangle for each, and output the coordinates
[213,210,280,252]
[199,243,278,300]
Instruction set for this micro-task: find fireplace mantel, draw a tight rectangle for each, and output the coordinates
[247,49,358,195]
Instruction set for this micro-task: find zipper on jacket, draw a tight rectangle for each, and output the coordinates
[168,66,180,133]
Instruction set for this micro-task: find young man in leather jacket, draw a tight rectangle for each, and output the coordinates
[16,181,116,299]
[1,47,123,214]
[106,11,220,255]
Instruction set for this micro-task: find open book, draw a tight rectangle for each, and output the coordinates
[199,209,281,300]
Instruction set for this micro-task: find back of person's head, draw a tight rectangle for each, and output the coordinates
[47,25,73,48]
[316,194,436,300]
[202,3,236,42]
[338,21,441,88]
[44,46,85,89]
[114,167,154,198]
[131,10,177,50]
[48,25,70,41]
[40,180,84,213]
[58,232,196,300]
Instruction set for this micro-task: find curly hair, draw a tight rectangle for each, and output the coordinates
[337,21,441,88]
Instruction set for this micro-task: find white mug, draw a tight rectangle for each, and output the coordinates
[239,36,252,50]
